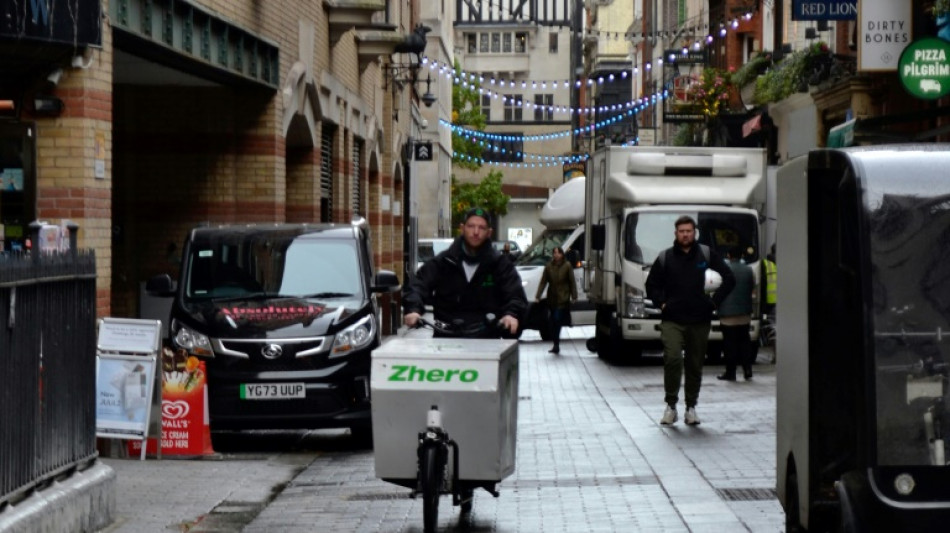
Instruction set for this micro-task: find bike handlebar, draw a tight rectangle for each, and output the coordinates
[415,314,510,338]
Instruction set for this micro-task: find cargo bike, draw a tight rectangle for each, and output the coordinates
[370,317,519,533]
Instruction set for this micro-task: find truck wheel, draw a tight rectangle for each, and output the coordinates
[586,337,598,352]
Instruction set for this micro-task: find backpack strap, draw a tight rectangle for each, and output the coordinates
[657,244,709,271]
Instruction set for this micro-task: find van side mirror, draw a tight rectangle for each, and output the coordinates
[372,270,400,293]
[145,274,175,296]
[591,224,606,251]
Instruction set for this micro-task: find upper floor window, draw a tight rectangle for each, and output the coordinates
[465,31,529,55]
[482,134,524,163]
[534,94,554,122]
[549,33,558,53]
[504,94,523,122]
[481,94,491,120]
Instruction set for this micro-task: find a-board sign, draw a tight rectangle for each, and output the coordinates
[97,317,162,354]
[95,318,162,459]
[95,353,157,440]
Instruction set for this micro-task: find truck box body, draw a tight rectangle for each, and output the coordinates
[584,145,767,360]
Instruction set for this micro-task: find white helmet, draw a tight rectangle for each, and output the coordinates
[704,269,722,293]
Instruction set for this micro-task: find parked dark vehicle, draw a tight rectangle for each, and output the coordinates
[146,219,399,439]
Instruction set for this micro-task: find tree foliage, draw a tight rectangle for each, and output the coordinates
[451,59,486,171]
[450,170,509,231]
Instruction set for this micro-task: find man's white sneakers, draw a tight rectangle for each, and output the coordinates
[660,405,678,425]
[685,406,701,426]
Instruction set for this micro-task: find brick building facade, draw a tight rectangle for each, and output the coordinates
[1,0,421,332]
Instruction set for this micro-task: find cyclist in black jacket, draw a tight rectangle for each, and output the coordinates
[403,207,527,337]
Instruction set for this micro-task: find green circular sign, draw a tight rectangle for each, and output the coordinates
[899,37,950,100]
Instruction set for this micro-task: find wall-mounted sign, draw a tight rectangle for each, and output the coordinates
[858,0,912,72]
[792,1,857,21]
[414,141,433,161]
[899,37,950,100]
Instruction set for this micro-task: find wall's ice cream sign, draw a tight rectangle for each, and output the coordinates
[899,37,950,100]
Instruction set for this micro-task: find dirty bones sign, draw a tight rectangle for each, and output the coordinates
[899,38,950,100]
[858,0,911,72]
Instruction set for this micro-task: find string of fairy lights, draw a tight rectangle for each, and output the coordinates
[427,7,755,166]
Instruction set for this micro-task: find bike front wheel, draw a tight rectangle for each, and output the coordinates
[421,444,444,533]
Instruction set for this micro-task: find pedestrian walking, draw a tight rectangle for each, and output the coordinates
[403,207,527,336]
[645,215,735,426]
[716,247,755,381]
[535,246,577,354]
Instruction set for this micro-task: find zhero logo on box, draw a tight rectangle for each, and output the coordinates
[388,365,479,383]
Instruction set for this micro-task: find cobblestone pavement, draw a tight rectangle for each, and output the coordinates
[242,325,784,533]
[100,325,783,532]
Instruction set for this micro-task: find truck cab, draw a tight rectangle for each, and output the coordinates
[585,146,766,361]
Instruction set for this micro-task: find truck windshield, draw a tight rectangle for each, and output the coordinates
[866,168,950,466]
[516,229,573,266]
[623,211,760,264]
[184,237,364,301]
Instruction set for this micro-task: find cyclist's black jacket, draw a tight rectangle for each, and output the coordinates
[403,237,527,332]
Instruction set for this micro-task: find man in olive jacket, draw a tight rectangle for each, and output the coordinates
[645,215,735,426]
[404,207,527,337]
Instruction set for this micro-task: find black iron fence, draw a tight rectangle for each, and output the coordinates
[0,227,97,508]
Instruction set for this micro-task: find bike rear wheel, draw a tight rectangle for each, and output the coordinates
[421,444,444,533]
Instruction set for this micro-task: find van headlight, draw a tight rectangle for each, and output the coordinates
[171,319,213,357]
[330,314,376,358]
[624,283,647,318]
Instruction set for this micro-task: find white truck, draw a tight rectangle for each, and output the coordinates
[584,145,767,361]
[516,176,594,338]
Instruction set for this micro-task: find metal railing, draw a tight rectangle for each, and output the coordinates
[0,224,97,508]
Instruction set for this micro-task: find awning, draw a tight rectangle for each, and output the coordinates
[742,114,762,138]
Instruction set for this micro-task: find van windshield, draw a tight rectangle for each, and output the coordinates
[516,229,573,266]
[623,211,760,265]
[184,236,364,301]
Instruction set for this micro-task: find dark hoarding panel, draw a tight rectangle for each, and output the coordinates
[0,0,102,47]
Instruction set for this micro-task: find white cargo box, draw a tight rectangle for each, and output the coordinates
[371,337,518,482]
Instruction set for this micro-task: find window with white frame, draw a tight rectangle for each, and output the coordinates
[504,94,522,122]
[534,94,554,122]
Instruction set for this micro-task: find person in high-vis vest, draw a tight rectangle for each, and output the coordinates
[762,244,777,316]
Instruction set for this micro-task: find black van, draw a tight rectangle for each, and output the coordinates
[146,219,399,438]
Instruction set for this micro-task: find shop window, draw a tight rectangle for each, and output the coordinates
[0,122,35,253]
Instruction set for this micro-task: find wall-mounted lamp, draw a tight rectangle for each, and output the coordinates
[385,24,437,107]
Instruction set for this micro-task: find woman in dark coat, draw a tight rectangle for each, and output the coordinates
[535,246,578,353]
